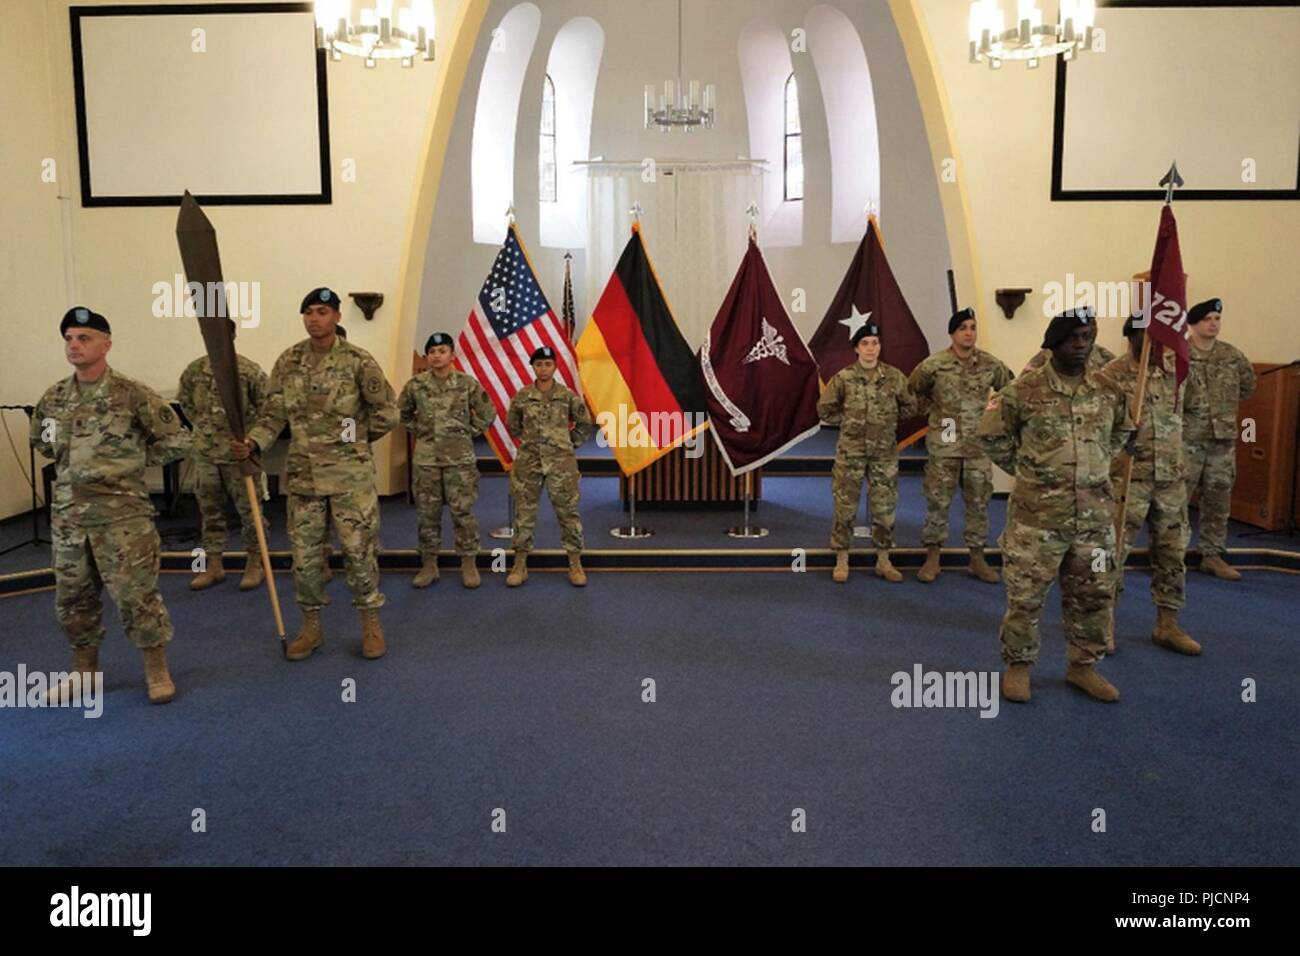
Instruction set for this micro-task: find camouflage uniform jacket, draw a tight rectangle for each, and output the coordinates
[817,361,917,457]
[247,337,398,497]
[31,368,191,527]
[399,368,497,467]
[909,347,1013,458]
[978,361,1132,531]
[506,381,593,455]
[1099,352,1185,483]
[177,354,268,463]
[1183,339,1255,441]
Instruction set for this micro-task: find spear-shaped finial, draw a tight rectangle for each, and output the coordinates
[629,201,643,224]
[505,203,516,224]
[1159,162,1184,204]
[746,201,760,240]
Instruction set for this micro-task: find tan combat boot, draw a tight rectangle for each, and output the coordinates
[874,550,903,583]
[461,555,481,589]
[916,546,941,583]
[832,550,849,583]
[286,610,323,661]
[141,645,176,704]
[505,552,528,587]
[1200,554,1241,581]
[1066,663,1120,702]
[45,645,100,705]
[189,559,226,591]
[968,549,999,584]
[239,558,264,591]
[567,554,588,587]
[412,557,439,588]
[360,608,386,659]
[1002,663,1031,703]
[1152,607,1201,655]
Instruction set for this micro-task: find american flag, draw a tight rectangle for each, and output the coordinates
[456,224,579,466]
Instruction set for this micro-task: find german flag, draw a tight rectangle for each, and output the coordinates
[577,224,708,475]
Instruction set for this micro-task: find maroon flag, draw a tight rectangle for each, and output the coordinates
[1144,204,1190,389]
[700,238,821,475]
[808,217,930,382]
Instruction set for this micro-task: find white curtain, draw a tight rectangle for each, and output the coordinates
[584,161,763,349]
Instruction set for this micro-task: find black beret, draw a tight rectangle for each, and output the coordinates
[851,322,882,347]
[301,287,342,313]
[530,346,556,364]
[1041,307,1096,350]
[424,332,454,352]
[60,306,111,337]
[948,307,976,335]
[335,325,347,339]
[1187,299,1222,325]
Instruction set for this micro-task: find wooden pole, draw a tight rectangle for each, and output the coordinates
[1114,334,1153,571]
[243,474,286,646]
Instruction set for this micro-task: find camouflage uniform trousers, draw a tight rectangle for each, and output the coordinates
[921,456,995,548]
[1184,436,1235,557]
[414,464,481,558]
[287,488,384,611]
[998,519,1116,665]
[53,515,173,650]
[1115,479,1188,610]
[510,450,583,554]
[830,454,898,550]
[193,458,267,561]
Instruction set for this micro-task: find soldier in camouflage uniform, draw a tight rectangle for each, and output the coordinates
[1100,317,1199,656]
[908,308,1012,584]
[1182,298,1256,580]
[233,288,398,660]
[399,332,496,589]
[979,308,1132,703]
[177,351,269,592]
[33,307,191,705]
[1023,341,1115,375]
[817,321,917,583]
[505,346,593,587]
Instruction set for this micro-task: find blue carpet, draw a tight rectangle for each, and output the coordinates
[0,562,1295,866]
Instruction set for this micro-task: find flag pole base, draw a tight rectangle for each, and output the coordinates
[611,526,654,539]
[490,489,515,539]
[489,527,515,540]
[727,526,769,539]
[852,526,873,539]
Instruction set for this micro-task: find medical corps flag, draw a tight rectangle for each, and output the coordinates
[700,238,821,475]
[1145,204,1191,390]
[455,224,579,467]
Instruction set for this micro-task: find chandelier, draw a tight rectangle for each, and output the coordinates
[643,0,716,132]
[968,0,1098,70]
[314,0,435,68]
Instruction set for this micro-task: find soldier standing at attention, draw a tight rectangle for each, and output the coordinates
[399,332,496,589]
[231,288,398,660]
[177,350,269,592]
[979,309,1133,704]
[908,307,1012,584]
[505,346,593,588]
[1100,316,1199,655]
[33,307,191,704]
[817,321,917,584]
[1182,298,1256,580]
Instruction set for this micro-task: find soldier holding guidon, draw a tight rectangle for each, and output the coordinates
[399,332,496,589]
[232,288,398,660]
[34,307,192,704]
[908,307,1013,584]
[818,321,918,584]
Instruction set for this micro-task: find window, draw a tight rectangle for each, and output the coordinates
[783,72,803,201]
[539,73,557,203]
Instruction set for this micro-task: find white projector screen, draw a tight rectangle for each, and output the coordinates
[1053,2,1300,200]
[72,4,329,205]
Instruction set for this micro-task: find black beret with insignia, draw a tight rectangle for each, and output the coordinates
[851,322,882,347]
[530,346,556,364]
[60,306,111,337]
[1042,307,1096,349]
[301,287,342,313]
[1187,298,1222,326]
[424,332,454,353]
[948,307,976,335]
